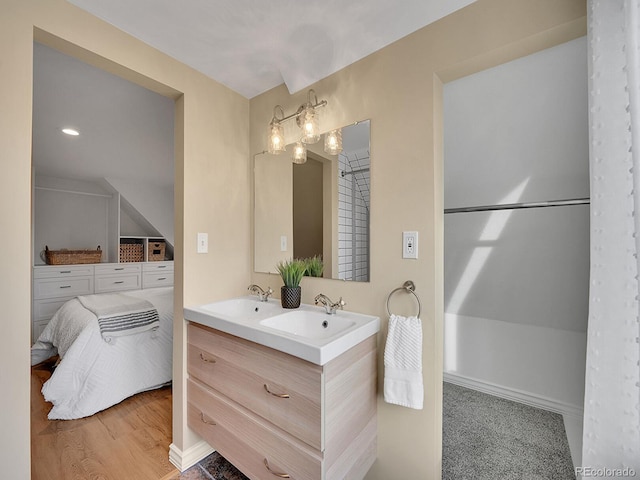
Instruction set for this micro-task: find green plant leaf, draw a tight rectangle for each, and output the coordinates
[276,258,307,287]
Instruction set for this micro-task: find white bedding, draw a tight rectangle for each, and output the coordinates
[31,287,173,420]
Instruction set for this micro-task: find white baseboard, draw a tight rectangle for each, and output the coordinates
[169,440,215,472]
[444,371,584,419]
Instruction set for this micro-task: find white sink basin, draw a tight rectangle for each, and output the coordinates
[260,310,355,339]
[200,297,281,319]
[184,296,379,365]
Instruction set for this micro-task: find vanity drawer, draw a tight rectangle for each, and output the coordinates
[188,378,321,480]
[33,276,93,300]
[142,272,174,288]
[94,273,141,293]
[188,324,322,450]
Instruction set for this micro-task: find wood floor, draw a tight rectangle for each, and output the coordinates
[31,359,178,480]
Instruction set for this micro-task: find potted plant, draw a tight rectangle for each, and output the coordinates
[276,258,307,308]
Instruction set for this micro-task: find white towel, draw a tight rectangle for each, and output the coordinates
[384,314,423,409]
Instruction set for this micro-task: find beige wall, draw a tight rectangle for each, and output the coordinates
[249,0,586,478]
[0,1,250,478]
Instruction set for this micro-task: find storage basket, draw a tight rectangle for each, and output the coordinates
[148,240,166,262]
[119,242,144,263]
[44,245,102,265]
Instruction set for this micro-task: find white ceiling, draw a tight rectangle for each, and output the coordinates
[34,1,476,186]
[66,0,476,99]
[33,43,175,187]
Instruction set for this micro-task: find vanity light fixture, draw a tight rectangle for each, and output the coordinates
[297,90,321,144]
[324,128,342,155]
[267,89,327,156]
[61,127,80,136]
[267,106,286,154]
[292,141,307,164]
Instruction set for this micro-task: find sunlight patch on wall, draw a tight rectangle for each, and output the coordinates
[444,178,530,372]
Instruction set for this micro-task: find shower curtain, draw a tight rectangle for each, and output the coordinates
[583,0,640,472]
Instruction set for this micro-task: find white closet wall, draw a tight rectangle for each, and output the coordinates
[443,37,588,414]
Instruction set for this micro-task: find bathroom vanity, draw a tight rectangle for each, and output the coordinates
[184,297,379,479]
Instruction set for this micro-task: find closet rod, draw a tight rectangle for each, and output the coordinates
[444,197,590,214]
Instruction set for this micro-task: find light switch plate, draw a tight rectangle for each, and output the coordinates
[197,232,208,254]
[403,231,418,259]
[280,235,287,252]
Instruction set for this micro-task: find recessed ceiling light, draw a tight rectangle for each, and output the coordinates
[62,128,79,136]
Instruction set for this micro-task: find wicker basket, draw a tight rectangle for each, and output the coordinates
[119,242,144,263]
[148,240,166,262]
[44,245,102,265]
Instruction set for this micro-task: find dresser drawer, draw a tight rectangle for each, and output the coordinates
[142,272,174,288]
[188,324,322,450]
[33,298,69,321]
[33,276,93,300]
[142,261,173,273]
[33,265,94,279]
[188,379,321,480]
[95,264,141,275]
[94,273,141,293]
[32,319,50,344]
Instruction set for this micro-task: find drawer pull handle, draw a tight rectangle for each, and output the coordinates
[60,285,71,289]
[114,281,125,284]
[263,459,290,478]
[157,265,167,268]
[114,268,124,271]
[158,277,167,281]
[263,384,290,399]
[199,353,216,364]
[199,412,216,426]
[60,270,71,274]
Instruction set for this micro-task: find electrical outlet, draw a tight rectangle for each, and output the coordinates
[197,232,208,254]
[403,231,418,259]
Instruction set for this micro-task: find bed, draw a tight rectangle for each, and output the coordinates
[31,286,173,420]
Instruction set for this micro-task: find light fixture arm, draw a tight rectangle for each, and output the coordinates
[273,90,327,125]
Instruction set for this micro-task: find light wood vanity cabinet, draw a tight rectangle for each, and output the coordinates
[187,323,378,480]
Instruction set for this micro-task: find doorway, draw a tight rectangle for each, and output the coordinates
[30,39,178,478]
[441,37,589,476]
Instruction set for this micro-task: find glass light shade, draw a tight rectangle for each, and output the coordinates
[324,129,342,155]
[299,106,320,144]
[268,120,286,154]
[292,141,307,164]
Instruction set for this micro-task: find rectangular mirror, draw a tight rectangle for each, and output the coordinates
[255,120,370,282]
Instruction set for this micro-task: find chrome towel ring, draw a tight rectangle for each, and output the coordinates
[386,280,422,318]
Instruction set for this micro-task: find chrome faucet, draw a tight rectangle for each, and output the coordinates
[314,294,346,315]
[247,284,273,302]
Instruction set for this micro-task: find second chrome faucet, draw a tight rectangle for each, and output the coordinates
[314,294,346,315]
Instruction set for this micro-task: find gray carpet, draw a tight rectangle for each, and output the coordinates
[443,382,575,480]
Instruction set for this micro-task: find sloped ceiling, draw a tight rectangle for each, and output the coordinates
[66,0,476,98]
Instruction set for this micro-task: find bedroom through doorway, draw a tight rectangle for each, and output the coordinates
[30,38,178,479]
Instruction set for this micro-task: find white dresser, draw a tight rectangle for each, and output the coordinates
[32,261,174,343]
